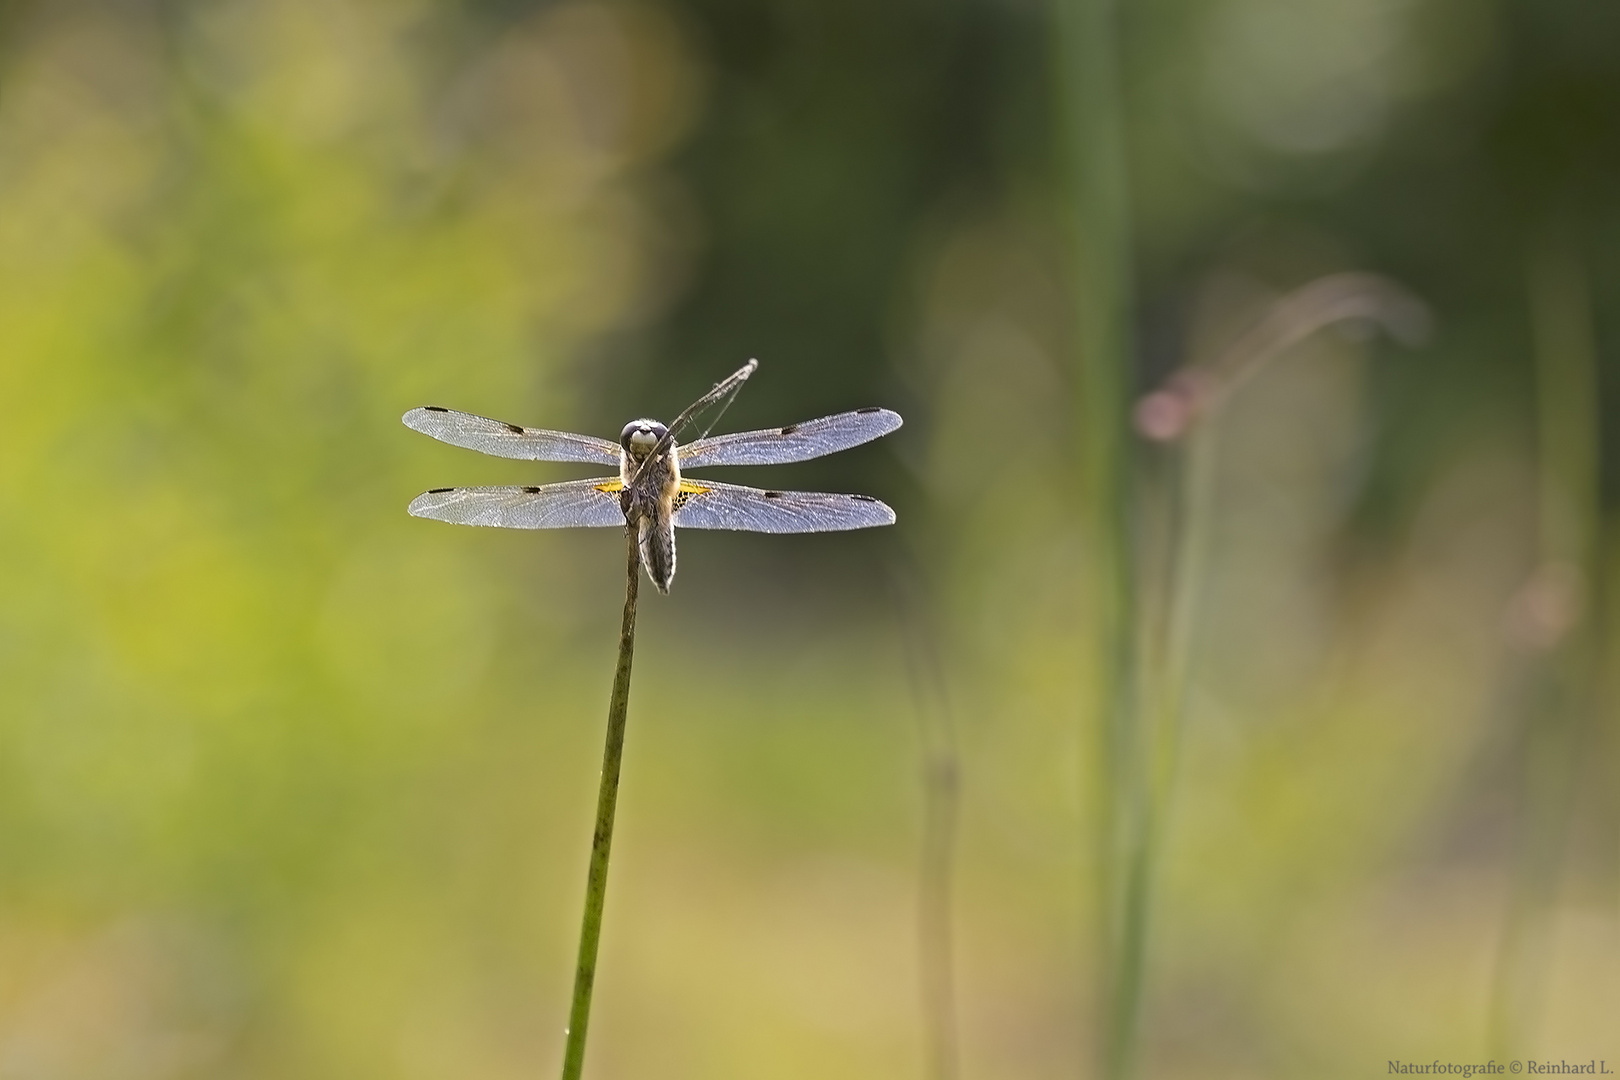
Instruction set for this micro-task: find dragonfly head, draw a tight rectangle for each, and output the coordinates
[620,419,668,458]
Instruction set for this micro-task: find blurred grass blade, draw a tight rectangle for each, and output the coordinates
[892,558,963,1080]
[1052,0,1140,1074]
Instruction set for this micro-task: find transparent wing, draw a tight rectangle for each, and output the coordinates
[408,478,625,529]
[403,407,621,465]
[677,407,902,469]
[672,478,895,533]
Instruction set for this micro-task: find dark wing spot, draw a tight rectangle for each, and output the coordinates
[852,494,876,502]
[505,422,524,434]
[780,423,800,435]
[522,486,541,494]
[856,406,883,414]
[424,405,449,413]
[427,487,454,494]
[763,491,784,499]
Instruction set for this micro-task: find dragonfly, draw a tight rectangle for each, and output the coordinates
[402,360,902,593]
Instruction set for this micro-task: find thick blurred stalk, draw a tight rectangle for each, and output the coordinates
[1489,230,1601,1056]
[1528,236,1599,598]
[561,529,642,1080]
[893,556,963,1080]
[1052,0,1140,1076]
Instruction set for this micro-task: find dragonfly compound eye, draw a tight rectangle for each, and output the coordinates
[620,420,665,453]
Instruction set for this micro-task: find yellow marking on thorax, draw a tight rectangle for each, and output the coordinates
[619,444,682,494]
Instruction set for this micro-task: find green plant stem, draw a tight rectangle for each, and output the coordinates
[1154,425,1214,800]
[1053,0,1139,1075]
[1122,422,1218,1039]
[560,528,641,1080]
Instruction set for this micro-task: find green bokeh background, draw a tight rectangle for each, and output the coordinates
[1,1,1616,1077]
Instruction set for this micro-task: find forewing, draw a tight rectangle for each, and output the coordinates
[403,407,620,465]
[672,479,895,533]
[408,478,625,529]
[677,408,902,469]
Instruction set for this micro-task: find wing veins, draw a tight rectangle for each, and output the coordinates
[678,408,901,469]
[408,478,625,529]
[403,407,620,464]
[672,478,895,533]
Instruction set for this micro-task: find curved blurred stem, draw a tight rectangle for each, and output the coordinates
[1127,271,1426,1079]
[1053,0,1139,1074]
[1137,274,1430,759]
[1202,274,1428,403]
[1136,274,1429,443]
[560,528,641,1080]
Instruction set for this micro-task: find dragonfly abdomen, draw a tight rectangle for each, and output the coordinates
[638,513,677,594]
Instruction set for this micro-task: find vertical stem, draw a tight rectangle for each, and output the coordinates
[894,558,963,1080]
[918,754,962,1080]
[1125,422,1217,1006]
[1529,238,1599,571]
[1150,425,1217,807]
[560,528,641,1080]
[1488,230,1600,1057]
[1105,425,1215,1080]
[1053,0,1138,1076]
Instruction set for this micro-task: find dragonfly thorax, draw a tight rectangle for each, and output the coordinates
[617,417,681,528]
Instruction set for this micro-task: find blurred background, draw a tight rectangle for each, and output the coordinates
[1,0,1616,1077]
